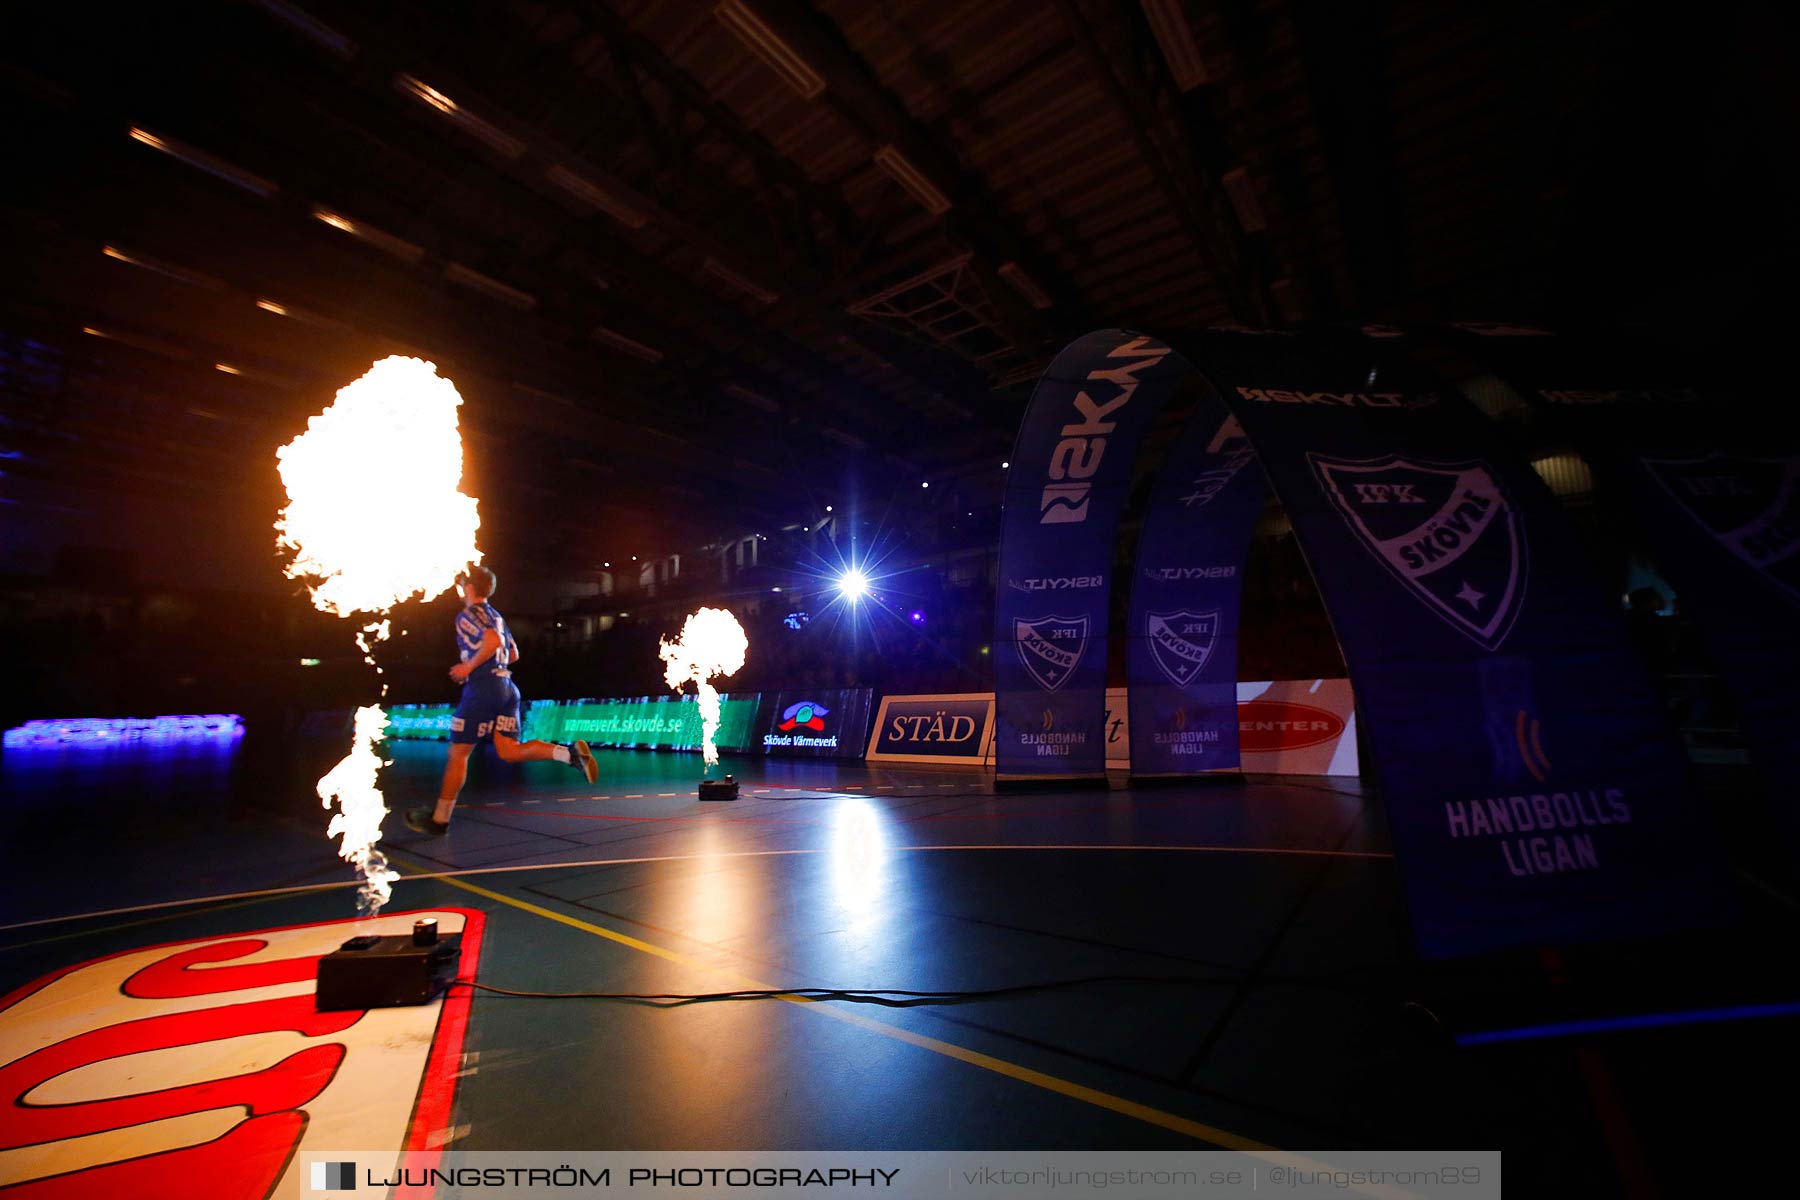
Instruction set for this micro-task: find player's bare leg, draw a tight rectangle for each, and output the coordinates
[427,743,476,826]
[493,734,563,763]
[493,734,599,784]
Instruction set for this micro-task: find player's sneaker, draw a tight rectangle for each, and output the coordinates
[571,739,598,785]
[405,807,450,836]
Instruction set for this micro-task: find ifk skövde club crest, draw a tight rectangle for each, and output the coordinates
[1641,452,1800,606]
[1145,609,1221,687]
[1309,453,1528,651]
[1014,614,1090,692]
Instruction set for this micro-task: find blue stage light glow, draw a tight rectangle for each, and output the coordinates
[1456,1001,1800,1046]
[909,609,926,624]
[2,714,246,747]
[837,569,869,601]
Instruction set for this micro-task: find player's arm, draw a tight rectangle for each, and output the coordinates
[450,629,504,680]
[504,629,520,665]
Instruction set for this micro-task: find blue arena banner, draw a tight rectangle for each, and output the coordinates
[867,694,993,764]
[1447,325,1800,855]
[761,689,874,759]
[1125,402,1267,775]
[993,331,1190,777]
[1203,330,1736,955]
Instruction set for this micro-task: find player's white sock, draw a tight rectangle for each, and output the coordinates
[552,745,572,764]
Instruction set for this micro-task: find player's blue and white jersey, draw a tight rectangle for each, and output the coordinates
[454,601,517,682]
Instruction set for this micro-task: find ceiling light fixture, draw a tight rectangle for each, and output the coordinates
[723,383,780,413]
[820,426,867,451]
[444,262,537,310]
[1140,0,1211,92]
[515,382,577,408]
[101,245,225,290]
[214,362,294,388]
[253,297,347,331]
[126,127,278,197]
[311,206,425,263]
[545,164,650,230]
[1220,166,1266,233]
[79,325,191,359]
[591,325,664,364]
[713,0,826,100]
[251,0,356,60]
[702,256,779,305]
[399,75,455,115]
[872,145,952,215]
[394,74,527,160]
[996,261,1052,309]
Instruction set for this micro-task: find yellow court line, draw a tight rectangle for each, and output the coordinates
[432,873,1267,1146]
[425,870,1427,1197]
[0,893,292,954]
[0,845,1391,936]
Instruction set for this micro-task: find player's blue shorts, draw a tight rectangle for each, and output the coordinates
[451,674,521,745]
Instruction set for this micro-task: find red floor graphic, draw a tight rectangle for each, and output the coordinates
[0,909,483,1199]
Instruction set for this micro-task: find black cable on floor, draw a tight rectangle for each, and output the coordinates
[449,970,1386,1007]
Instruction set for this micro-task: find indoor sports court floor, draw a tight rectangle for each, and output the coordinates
[3,738,1796,1195]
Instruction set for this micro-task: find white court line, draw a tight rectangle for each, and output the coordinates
[0,843,1393,934]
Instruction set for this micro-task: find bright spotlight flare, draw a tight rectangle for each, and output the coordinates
[276,356,482,915]
[658,607,748,770]
[837,568,869,601]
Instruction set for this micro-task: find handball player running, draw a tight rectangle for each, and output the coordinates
[405,564,597,835]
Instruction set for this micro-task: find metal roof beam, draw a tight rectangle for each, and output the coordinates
[1056,0,1262,324]
[737,0,1088,349]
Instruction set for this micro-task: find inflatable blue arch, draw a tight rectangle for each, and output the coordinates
[993,328,1737,956]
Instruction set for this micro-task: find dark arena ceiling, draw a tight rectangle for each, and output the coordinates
[2,1,1793,581]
